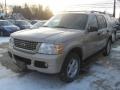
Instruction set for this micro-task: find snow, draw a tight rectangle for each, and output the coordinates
[0,63,18,80]
[112,46,120,52]
[0,61,119,90]
[0,54,3,57]
[0,55,120,90]
[0,48,7,57]
[0,48,8,53]
[0,37,10,45]
[0,72,93,90]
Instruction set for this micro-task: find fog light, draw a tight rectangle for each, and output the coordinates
[34,61,48,68]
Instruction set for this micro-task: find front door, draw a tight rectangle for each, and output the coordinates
[83,15,100,59]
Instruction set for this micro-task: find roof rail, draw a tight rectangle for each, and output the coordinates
[62,10,89,13]
[90,10,107,14]
[61,10,112,16]
[63,10,107,14]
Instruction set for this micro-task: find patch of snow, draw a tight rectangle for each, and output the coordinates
[0,48,8,53]
[0,54,3,57]
[112,46,120,52]
[0,72,95,90]
[0,63,18,80]
[0,48,7,58]
[0,62,120,90]
[0,37,10,45]
[110,53,120,60]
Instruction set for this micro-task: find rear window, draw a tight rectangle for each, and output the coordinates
[96,15,107,29]
[0,21,13,26]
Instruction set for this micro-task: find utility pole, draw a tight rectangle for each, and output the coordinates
[118,0,120,22]
[5,0,7,16]
[113,0,116,17]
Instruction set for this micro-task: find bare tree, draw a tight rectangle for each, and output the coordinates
[12,4,53,20]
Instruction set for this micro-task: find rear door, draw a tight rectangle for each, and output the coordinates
[96,15,108,50]
[83,15,100,58]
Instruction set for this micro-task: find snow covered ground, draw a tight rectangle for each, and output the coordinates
[0,37,120,90]
[0,37,10,45]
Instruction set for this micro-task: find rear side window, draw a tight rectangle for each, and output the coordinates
[88,15,98,28]
[96,15,107,29]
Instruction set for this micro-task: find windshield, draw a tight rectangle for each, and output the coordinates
[15,21,31,25]
[44,13,88,30]
[34,21,46,28]
[0,21,13,26]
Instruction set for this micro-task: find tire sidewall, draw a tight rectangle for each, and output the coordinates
[112,32,116,43]
[103,39,111,56]
[60,52,81,82]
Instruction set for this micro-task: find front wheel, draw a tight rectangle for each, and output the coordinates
[60,52,81,83]
[103,39,111,56]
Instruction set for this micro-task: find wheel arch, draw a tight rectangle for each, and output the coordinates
[65,47,83,60]
[60,47,83,73]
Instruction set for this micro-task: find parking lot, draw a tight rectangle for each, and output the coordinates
[0,35,120,90]
[1,0,120,89]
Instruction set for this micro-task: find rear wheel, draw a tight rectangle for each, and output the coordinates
[112,32,116,43]
[103,39,111,56]
[60,52,81,82]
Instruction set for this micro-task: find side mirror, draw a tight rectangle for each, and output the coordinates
[88,26,98,32]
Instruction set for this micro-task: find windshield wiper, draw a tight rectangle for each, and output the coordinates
[54,26,68,28]
[42,25,48,27]
[42,25,73,29]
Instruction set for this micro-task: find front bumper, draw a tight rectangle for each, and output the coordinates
[8,46,64,74]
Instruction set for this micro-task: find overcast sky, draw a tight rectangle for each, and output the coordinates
[0,0,120,17]
[1,0,112,5]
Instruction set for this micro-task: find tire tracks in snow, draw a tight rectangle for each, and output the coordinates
[0,48,19,79]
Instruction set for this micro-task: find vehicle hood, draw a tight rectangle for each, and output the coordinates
[11,27,84,43]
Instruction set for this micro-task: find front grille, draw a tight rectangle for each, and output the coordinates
[14,39,38,51]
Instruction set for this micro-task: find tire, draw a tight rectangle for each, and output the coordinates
[112,32,116,43]
[103,39,111,56]
[60,52,81,83]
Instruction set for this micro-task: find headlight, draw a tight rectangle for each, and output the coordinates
[9,37,14,47]
[38,43,64,55]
